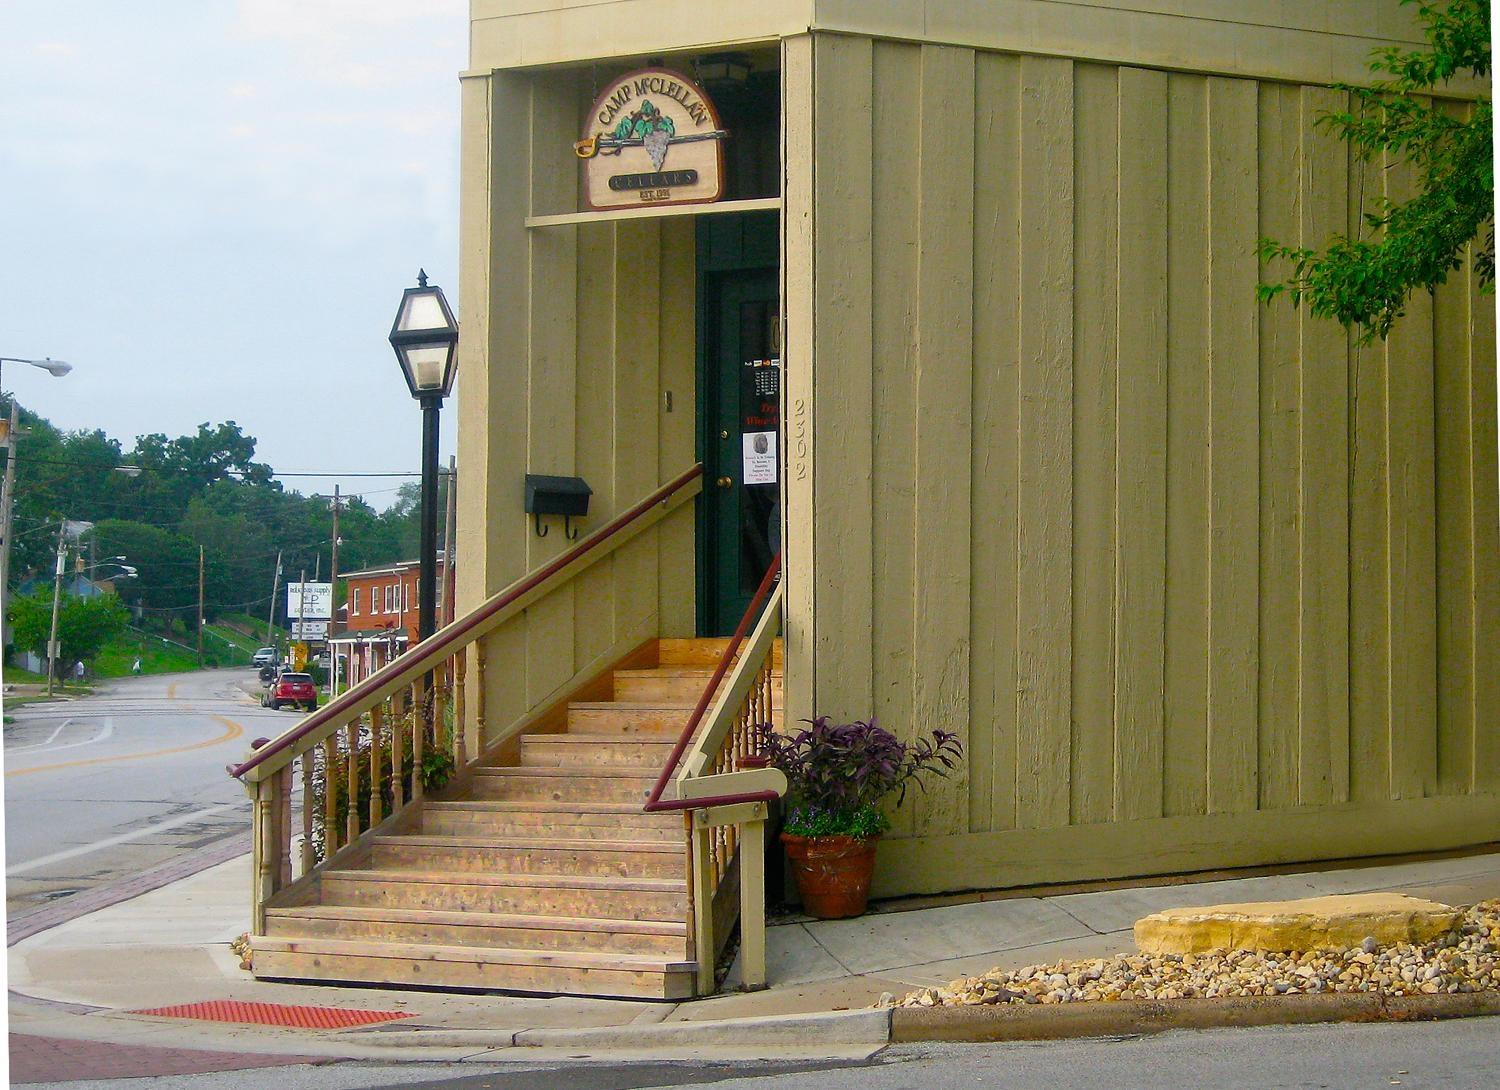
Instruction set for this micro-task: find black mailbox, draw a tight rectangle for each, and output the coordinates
[525,474,592,539]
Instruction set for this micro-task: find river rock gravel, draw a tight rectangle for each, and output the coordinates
[893,900,1500,1008]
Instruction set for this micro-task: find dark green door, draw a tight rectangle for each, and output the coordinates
[700,266,780,635]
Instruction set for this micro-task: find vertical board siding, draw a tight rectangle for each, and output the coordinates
[1162,73,1212,819]
[1347,141,1393,804]
[800,37,1490,893]
[610,220,663,643]
[1434,240,1475,797]
[968,51,1022,834]
[1469,254,1500,794]
[479,72,535,740]
[1112,66,1169,823]
[1384,149,1439,802]
[657,217,698,638]
[1295,87,1351,806]
[1014,54,1076,831]
[1204,76,1261,816]
[1254,81,1302,812]
[573,222,619,670]
[1070,62,1120,827]
[910,44,976,837]
[782,33,817,730]
[868,40,922,839]
[810,34,875,726]
[525,73,582,707]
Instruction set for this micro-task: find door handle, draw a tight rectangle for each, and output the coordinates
[716,476,734,489]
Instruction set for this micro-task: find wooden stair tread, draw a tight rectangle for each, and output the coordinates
[423,800,659,814]
[265,904,687,936]
[372,833,681,854]
[253,935,694,973]
[473,766,656,779]
[567,700,696,711]
[527,733,677,744]
[325,868,685,892]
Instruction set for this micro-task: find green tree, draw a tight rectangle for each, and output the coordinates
[85,519,201,616]
[8,589,128,666]
[1257,0,1492,342]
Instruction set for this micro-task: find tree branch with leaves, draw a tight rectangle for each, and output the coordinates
[1257,0,1492,343]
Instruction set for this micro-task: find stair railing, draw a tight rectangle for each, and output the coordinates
[230,464,705,933]
[644,555,786,994]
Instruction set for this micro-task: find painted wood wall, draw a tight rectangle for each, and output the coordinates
[782,33,1500,897]
[456,70,698,748]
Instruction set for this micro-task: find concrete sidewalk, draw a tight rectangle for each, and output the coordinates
[9,845,1500,1070]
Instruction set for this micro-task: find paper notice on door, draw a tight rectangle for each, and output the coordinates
[742,431,777,485]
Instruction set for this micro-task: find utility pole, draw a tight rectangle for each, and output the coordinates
[0,401,21,650]
[45,518,66,696]
[265,549,282,652]
[330,485,341,695]
[296,568,307,669]
[442,457,457,626]
[197,545,205,668]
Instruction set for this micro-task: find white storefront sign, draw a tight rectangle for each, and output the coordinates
[286,582,333,620]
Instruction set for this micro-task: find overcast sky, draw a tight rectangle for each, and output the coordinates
[1,0,467,509]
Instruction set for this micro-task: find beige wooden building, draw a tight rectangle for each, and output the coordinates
[236,1,1497,999]
[455,0,1497,900]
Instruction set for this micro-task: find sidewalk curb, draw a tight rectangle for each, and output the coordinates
[890,990,1500,1043]
[328,1008,891,1052]
[514,1008,892,1050]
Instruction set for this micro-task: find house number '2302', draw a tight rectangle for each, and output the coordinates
[792,398,808,481]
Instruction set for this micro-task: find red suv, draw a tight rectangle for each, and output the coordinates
[265,672,317,712]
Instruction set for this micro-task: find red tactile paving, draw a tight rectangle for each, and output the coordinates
[9,1033,322,1084]
[129,998,415,1029]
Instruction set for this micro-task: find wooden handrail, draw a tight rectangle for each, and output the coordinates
[230,464,705,782]
[643,554,783,813]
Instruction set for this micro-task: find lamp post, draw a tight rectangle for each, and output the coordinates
[0,356,73,388]
[2,357,72,651]
[388,270,459,645]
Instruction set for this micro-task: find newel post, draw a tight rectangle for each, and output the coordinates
[739,809,768,991]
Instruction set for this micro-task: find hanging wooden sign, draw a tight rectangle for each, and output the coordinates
[574,68,727,210]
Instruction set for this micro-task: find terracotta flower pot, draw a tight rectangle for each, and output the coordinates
[781,832,879,919]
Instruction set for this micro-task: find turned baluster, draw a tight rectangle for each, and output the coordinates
[322,736,340,858]
[345,716,360,844]
[473,641,487,762]
[454,650,467,764]
[432,672,448,758]
[410,681,425,801]
[369,706,385,826]
[278,764,294,887]
[300,751,315,876]
[390,694,405,810]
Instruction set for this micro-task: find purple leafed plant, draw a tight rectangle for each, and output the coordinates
[756,717,963,839]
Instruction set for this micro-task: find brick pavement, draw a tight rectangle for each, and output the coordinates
[9,1033,323,1084]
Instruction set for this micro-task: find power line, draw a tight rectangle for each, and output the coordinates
[9,454,424,478]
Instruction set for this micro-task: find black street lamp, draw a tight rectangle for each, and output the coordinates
[388,270,458,644]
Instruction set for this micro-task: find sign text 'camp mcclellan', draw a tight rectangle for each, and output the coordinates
[597,75,712,129]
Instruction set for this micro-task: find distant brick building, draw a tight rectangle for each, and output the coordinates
[330,555,446,689]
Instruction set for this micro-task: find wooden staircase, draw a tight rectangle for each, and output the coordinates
[252,638,781,999]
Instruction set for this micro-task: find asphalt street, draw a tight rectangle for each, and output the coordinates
[16,1016,1500,1090]
[3,668,293,918]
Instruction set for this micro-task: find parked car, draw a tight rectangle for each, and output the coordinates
[252,646,279,668]
[264,671,317,712]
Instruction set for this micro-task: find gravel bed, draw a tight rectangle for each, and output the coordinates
[893,900,1500,1008]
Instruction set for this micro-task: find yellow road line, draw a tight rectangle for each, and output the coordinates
[5,716,245,778]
